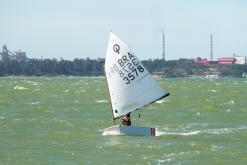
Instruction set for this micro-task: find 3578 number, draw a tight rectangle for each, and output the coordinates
[123,65,144,84]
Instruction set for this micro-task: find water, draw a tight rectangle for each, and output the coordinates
[0,77,247,165]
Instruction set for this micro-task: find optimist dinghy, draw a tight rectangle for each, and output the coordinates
[103,32,169,136]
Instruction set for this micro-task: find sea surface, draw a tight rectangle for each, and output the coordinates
[0,77,246,165]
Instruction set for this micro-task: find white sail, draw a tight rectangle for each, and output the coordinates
[105,32,169,119]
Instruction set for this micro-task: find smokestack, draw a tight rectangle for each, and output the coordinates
[162,32,165,61]
[210,34,213,61]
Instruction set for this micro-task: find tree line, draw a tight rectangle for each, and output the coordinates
[0,58,247,77]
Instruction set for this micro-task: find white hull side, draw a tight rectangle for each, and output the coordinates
[102,126,156,136]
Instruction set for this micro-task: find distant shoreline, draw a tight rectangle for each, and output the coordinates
[0,75,246,79]
[1,58,246,78]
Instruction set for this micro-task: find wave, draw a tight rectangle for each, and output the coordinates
[208,89,217,93]
[30,102,40,105]
[220,100,235,106]
[156,130,201,136]
[95,99,108,103]
[14,85,28,90]
[0,116,5,119]
[156,125,247,137]
[206,127,242,134]
[23,80,40,86]
[157,151,201,164]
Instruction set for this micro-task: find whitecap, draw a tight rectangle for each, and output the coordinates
[95,99,108,103]
[0,116,5,119]
[224,100,235,106]
[14,85,28,90]
[30,102,40,105]
[157,159,166,163]
[161,154,176,163]
[210,145,223,152]
[24,80,40,86]
[208,89,217,93]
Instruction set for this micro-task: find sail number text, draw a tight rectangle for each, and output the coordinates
[108,52,145,84]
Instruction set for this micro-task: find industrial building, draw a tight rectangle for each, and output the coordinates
[197,56,246,65]
[234,55,247,64]
[0,45,27,62]
[217,57,236,65]
[196,57,218,65]
[196,34,246,65]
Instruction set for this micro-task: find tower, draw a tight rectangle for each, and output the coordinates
[210,34,213,61]
[162,32,165,61]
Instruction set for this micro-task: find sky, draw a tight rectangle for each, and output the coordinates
[1,0,247,60]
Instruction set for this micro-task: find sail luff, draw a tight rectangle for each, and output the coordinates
[104,66,117,125]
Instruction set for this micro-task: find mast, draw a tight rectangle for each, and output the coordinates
[104,67,116,125]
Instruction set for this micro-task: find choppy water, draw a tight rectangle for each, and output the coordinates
[0,77,247,165]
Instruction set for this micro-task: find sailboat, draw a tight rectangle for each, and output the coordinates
[103,32,170,136]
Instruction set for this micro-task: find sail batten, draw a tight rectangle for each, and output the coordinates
[105,32,169,119]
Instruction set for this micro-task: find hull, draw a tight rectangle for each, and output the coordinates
[102,126,156,136]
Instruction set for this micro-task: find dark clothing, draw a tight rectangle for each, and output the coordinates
[121,118,131,126]
[121,113,131,126]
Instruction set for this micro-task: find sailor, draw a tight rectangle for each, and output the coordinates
[120,113,131,126]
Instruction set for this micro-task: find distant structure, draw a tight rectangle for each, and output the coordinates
[197,57,218,65]
[217,57,236,65]
[197,34,217,64]
[197,55,247,65]
[162,32,165,61]
[196,34,247,65]
[234,54,247,64]
[210,34,213,61]
[0,45,27,62]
